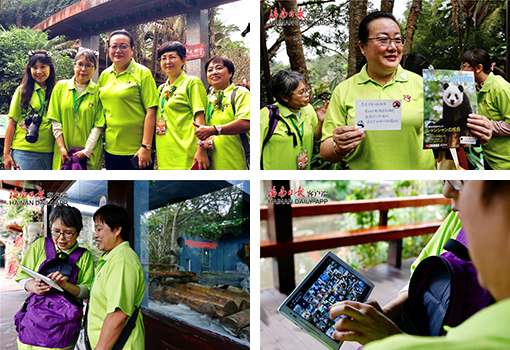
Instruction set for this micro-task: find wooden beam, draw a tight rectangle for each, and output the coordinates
[388,239,403,268]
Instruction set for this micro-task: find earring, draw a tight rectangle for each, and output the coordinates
[362,51,365,55]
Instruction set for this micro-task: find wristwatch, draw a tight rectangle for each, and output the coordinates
[214,125,222,135]
[141,144,151,151]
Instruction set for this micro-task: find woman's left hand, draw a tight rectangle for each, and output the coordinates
[71,150,88,160]
[329,300,403,345]
[467,114,493,144]
[194,149,210,170]
[47,271,67,289]
[316,100,329,123]
[134,147,152,169]
[193,122,215,141]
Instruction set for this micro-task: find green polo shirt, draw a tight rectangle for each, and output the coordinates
[364,297,510,350]
[9,83,54,153]
[88,242,145,350]
[207,84,250,170]
[15,237,94,291]
[477,72,510,170]
[47,79,104,170]
[410,211,462,276]
[321,65,435,170]
[98,59,158,156]
[260,102,317,170]
[155,73,207,170]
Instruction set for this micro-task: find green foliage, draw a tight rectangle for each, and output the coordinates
[0,0,81,29]
[1,200,43,227]
[0,26,74,113]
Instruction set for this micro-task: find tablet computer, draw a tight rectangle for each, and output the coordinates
[19,265,64,292]
[278,251,374,350]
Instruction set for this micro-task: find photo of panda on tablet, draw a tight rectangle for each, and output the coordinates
[278,252,374,350]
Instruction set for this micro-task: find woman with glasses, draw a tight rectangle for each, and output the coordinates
[15,205,94,350]
[260,70,327,170]
[193,55,250,170]
[48,48,104,170]
[98,29,158,170]
[320,11,435,170]
[155,41,208,170]
[461,49,510,170]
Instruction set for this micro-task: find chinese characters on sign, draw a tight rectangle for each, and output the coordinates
[268,7,307,26]
[267,186,329,205]
[186,43,206,61]
[8,188,68,205]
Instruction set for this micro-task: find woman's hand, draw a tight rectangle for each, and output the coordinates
[134,147,152,169]
[193,122,216,141]
[316,100,329,123]
[332,125,366,156]
[47,271,67,289]
[59,145,71,164]
[3,153,16,170]
[194,148,210,170]
[467,114,493,144]
[329,300,403,345]
[71,150,88,160]
[26,278,51,295]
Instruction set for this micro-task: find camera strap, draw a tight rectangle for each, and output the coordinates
[35,89,46,116]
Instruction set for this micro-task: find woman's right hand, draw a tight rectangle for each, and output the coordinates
[26,278,51,295]
[332,125,366,156]
[59,146,71,164]
[4,153,16,170]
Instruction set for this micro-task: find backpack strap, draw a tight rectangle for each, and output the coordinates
[111,306,141,350]
[260,105,297,170]
[68,247,87,265]
[443,228,470,262]
[231,86,250,169]
[44,237,57,261]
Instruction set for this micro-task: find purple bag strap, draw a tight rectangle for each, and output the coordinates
[455,227,468,248]
[44,237,57,261]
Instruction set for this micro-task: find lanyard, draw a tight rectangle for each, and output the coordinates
[289,117,304,147]
[36,89,46,115]
[160,95,166,116]
[72,89,86,116]
[206,101,214,125]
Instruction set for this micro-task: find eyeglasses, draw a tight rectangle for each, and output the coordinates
[367,36,405,47]
[109,44,130,51]
[460,64,472,71]
[51,229,77,239]
[75,62,95,70]
[440,180,464,191]
[294,88,311,97]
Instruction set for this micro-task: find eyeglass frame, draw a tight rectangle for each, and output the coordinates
[74,62,95,70]
[108,44,131,51]
[50,229,78,240]
[367,36,406,47]
[294,87,312,97]
[440,180,464,191]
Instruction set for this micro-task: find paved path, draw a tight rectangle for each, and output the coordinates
[0,268,26,350]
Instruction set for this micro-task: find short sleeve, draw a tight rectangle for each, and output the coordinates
[321,85,347,142]
[104,260,141,316]
[15,238,46,282]
[93,96,105,128]
[140,69,159,110]
[8,86,23,124]
[188,78,207,116]
[234,87,250,121]
[494,87,510,124]
[47,81,64,123]
[260,107,270,154]
[76,250,95,290]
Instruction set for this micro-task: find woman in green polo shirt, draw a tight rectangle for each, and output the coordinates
[155,41,209,170]
[4,50,56,170]
[193,55,250,170]
[48,48,104,170]
[89,204,145,350]
[260,70,326,170]
[98,29,158,170]
[461,49,510,170]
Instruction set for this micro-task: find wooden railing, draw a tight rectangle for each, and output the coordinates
[260,189,451,294]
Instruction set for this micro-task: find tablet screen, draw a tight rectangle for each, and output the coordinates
[282,253,373,342]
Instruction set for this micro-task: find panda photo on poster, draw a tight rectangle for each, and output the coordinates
[422,69,480,149]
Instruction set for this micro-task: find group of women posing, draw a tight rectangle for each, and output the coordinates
[4,29,250,170]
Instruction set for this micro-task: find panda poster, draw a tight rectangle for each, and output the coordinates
[422,69,480,149]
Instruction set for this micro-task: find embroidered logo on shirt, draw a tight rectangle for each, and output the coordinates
[89,103,94,108]
[403,94,411,102]
[310,123,313,129]
[126,81,132,85]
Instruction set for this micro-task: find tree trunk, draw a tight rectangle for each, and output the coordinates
[239,326,250,342]
[162,286,239,315]
[380,0,395,13]
[174,283,250,310]
[221,309,250,336]
[403,0,422,55]
[151,29,158,77]
[348,0,368,77]
[170,202,184,264]
[278,0,309,82]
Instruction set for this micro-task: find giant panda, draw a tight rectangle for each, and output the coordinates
[436,83,473,137]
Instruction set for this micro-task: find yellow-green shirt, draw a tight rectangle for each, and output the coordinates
[47,79,104,170]
[321,65,435,170]
[88,242,145,350]
[98,59,158,156]
[9,83,54,153]
[156,73,207,170]
[477,72,510,170]
[260,102,317,170]
[207,84,250,170]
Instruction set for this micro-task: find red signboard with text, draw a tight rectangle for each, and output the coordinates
[186,43,206,60]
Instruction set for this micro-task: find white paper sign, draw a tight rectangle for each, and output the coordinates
[355,99,402,131]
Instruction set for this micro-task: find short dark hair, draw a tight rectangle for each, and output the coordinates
[157,41,186,60]
[20,50,56,111]
[93,204,132,242]
[483,181,510,206]
[109,29,134,48]
[269,70,307,105]
[401,53,430,77]
[461,49,507,80]
[358,11,400,44]
[49,205,83,234]
[205,55,235,84]
[75,47,98,68]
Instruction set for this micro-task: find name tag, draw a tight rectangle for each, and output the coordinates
[355,99,402,131]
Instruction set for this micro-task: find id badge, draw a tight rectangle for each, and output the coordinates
[297,148,309,170]
[156,119,166,136]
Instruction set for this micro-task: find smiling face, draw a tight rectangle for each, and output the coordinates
[109,34,133,68]
[51,218,78,250]
[94,218,123,252]
[359,18,403,78]
[207,61,232,91]
[74,56,95,85]
[160,51,185,79]
[30,61,51,87]
[282,81,310,110]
